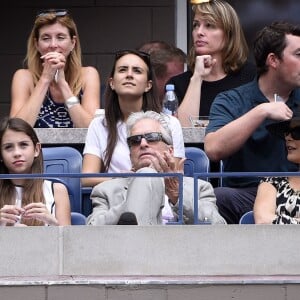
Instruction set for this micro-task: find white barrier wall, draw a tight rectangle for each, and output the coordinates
[2,225,300,300]
[2,225,300,277]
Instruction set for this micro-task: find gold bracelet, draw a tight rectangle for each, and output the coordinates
[65,96,80,109]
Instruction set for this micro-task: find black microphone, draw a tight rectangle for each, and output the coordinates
[117,212,138,225]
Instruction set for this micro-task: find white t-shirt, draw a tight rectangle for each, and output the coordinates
[83,114,185,173]
[162,196,176,224]
[14,180,55,225]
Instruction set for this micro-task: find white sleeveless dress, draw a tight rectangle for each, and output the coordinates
[15,180,55,225]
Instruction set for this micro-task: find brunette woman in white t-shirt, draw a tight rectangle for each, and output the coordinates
[82,49,185,187]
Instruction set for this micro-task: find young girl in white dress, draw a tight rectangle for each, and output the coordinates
[0,117,71,226]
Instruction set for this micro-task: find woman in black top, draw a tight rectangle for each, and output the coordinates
[169,0,256,126]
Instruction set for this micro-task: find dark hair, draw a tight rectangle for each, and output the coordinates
[0,117,43,173]
[0,117,45,226]
[102,49,161,172]
[136,40,173,53]
[149,47,186,79]
[253,21,300,76]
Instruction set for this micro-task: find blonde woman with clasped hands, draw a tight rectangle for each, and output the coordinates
[10,9,100,128]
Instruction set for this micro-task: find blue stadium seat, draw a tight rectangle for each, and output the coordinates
[82,187,93,217]
[184,147,210,180]
[42,146,82,213]
[71,212,86,225]
[239,211,255,224]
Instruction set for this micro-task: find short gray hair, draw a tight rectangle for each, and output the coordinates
[126,111,173,145]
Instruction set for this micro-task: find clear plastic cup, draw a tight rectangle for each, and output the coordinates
[189,116,209,127]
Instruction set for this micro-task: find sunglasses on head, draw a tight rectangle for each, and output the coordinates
[284,126,300,140]
[36,9,68,18]
[127,132,169,147]
[115,49,151,66]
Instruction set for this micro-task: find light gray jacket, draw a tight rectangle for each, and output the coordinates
[87,175,226,225]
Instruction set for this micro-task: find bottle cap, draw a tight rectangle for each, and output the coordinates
[94,109,105,118]
[166,84,175,91]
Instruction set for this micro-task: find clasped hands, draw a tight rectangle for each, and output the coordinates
[0,202,57,226]
[41,51,66,82]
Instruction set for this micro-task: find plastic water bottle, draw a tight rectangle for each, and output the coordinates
[162,84,178,117]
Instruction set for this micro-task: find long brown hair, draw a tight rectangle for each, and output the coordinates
[0,117,45,226]
[102,49,161,172]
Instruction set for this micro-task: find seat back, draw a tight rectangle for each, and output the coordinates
[71,212,86,225]
[184,147,210,180]
[82,187,93,217]
[42,146,82,213]
[239,211,255,224]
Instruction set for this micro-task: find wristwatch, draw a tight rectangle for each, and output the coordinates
[65,96,80,109]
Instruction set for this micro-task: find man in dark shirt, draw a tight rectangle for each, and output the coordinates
[205,22,300,223]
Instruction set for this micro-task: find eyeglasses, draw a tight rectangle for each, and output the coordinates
[115,49,151,67]
[127,132,169,147]
[284,126,300,140]
[36,9,68,18]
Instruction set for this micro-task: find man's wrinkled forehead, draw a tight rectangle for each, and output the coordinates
[131,118,161,134]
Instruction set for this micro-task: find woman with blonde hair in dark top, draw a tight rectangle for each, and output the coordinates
[168,0,256,126]
[10,9,100,128]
